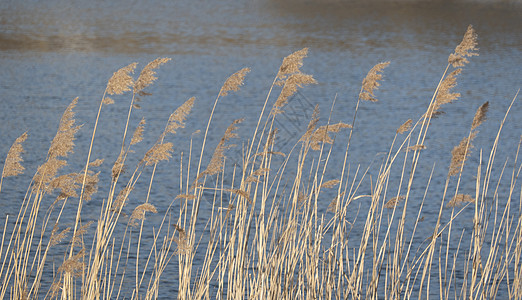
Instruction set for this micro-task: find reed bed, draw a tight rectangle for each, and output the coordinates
[1,25,521,299]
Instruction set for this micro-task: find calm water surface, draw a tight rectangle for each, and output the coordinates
[0,0,521,297]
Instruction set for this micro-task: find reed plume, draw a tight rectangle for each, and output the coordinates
[111,186,133,213]
[300,105,320,142]
[131,118,146,145]
[272,73,316,115]
[175,194,196,201]
[79,169,100,201]
[446,194,474,207]
[58,249,85,277]
[246,167,271,183]
[172,224,189,254]
[448,101,489,177]
[407,144,426,152]
[48,173,80,200]
[276,48,309,82]
[71,220,94,247]
[253,168,270,176]
[359,61,390,102]
[270,48,316,115]
[471,101,489,131]
[49,225,71,247]
[106,62,138,96]
[220,68,250,96]
[320,179,340,189]
[327,192,345,213]
[2,131,28,178]
[310,122,352,151]
[165,97,195,135]
[134,58,171,94]
[198,118,243,179]
[397,119,412,134]
[266,128,278,148]
[142,143,173,166]
[430,69,462,117]
[227,188,251,203]
[33,98,81,190]
[448,25,479,67]
[112,150,125,180]
[129,203,158,227]
[47,166,100,202]
[448,132,477,177]
[47,97,82,159]
[385,196,405,209]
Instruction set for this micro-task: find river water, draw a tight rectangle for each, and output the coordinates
[1,0,521,298]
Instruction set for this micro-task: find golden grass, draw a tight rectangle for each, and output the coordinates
[1,25,521,299]
[359,61,390,102]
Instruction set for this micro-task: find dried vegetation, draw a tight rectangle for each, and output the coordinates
[1,25,521,299]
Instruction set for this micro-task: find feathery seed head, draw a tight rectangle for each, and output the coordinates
[89,158,104,167]
[80,171,100,202]
[272,73,317,115]
[33,159,68,192]
[310,122,352,151]
[71,221,94,247]
[397,119,412,134]
[58,249,85,277]
[449,25,479,67]
[130,203,158,226]
[327,192,345,213]
[277,48,309,82]
[429,69,462,117]
[134,58,171,93]
[175,194,196,201]
[359,62,390,102]
[106,62,137,96]
[102,97,115,105]
[320,179,340,189]
[172,224,189,254]
[143,142,173,166]
[111,186,133,213]
[407,144,426,152]
[448,131,477,177]
[112,150,125,180]
[228,188,251,203]
[447,194,474,207]
[166,97,195,135]
[48,98,82,159]
[131,118,146,145]
[2,132,28,178]
[198,119,243,180]
[300,105,320,142]
[220,68,250,96]
[49,173,80,200]
[471,101,489,131]
[248,168,270,183]
[385,196,405,209]
[50,225,70,247]
[266,128,279,148]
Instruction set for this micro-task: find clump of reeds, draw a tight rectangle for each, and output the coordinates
[1,25,521,300]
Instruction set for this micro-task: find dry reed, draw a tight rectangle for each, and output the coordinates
[220,68,250,97]
[134,58,171,94]
[359,61,390,102]
[397,119,412,134]
[106,62,138,96]
[2,132,28,178]
[1,24,520,300]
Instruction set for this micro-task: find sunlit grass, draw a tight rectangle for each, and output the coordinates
[1,25,521,299]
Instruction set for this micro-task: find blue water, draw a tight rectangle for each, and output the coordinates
[1,0,521,298]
